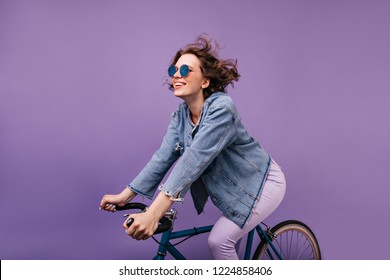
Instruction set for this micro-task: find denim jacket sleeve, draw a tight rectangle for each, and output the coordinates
[127,113,181,199]
[160,104,238,201]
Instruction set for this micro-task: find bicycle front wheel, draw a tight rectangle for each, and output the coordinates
[253,220,321,260]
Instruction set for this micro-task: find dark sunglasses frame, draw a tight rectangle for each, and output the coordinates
[168,64,192,78]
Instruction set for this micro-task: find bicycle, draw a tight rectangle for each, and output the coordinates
[114,202,322,260]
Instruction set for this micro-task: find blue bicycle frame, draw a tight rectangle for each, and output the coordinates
[152,224,283,260]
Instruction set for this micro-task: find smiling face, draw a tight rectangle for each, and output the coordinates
[171,53,210,102]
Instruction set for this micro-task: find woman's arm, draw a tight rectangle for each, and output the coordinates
[99,112,180,212]
[99,187,137,212]
[127,112,181,199]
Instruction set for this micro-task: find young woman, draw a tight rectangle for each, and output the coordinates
[100,35,286,260]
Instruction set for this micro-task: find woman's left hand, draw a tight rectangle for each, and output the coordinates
[123,212,158,240]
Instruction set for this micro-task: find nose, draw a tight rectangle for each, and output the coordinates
[173,69,181,78]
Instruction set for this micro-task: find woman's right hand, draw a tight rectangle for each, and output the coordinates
[99,187,137,212]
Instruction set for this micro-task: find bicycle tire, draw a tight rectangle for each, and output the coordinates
[253,220,321,260]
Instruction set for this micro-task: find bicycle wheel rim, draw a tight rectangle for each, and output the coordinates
[253,220,321,260]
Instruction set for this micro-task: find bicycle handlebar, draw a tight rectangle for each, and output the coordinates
[115,202,173,234]
[115,202,148,211]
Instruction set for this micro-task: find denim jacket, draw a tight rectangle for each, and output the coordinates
[128,92,271,228]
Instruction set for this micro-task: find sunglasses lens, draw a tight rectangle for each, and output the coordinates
[180,64,189,77]
[168,64,190,77]
[168,65,177,77]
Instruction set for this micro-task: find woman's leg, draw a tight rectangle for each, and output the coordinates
[208,160,286,259]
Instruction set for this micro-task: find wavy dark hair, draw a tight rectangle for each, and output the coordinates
[168,35,240,98]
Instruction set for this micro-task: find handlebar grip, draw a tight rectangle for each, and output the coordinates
[155,216,172,234]
[115,202,147,211]
[118,203,172,234]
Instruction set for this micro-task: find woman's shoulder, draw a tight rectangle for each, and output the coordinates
[206,92,237,115]
[170,102,188,120]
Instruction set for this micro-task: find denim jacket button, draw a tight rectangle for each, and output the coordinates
[231,211,238,217]
[211,196,217,202]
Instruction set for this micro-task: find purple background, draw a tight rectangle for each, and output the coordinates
[1,0,389,260]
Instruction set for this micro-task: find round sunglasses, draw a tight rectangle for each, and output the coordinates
[168,64,193,78]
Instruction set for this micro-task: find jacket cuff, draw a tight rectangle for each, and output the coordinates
[127,184,153,200]
[158,184,184,202]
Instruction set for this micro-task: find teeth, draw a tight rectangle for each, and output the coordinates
[175,83,185,86]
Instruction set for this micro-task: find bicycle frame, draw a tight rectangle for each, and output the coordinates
[116,203,319,260]
[152,224,283,260]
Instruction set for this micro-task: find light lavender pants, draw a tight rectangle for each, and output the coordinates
[207,159,286,259]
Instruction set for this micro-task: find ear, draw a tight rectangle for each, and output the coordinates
[201,78,210,89]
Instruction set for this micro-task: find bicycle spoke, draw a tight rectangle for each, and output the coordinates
[297,236,310,259]
[254,221,321,260]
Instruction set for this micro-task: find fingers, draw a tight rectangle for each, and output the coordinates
[99,195,117,212]
[125,227,150,240]
[99,203,116,212]
[105,203,117,212]
[123,215,152,241]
